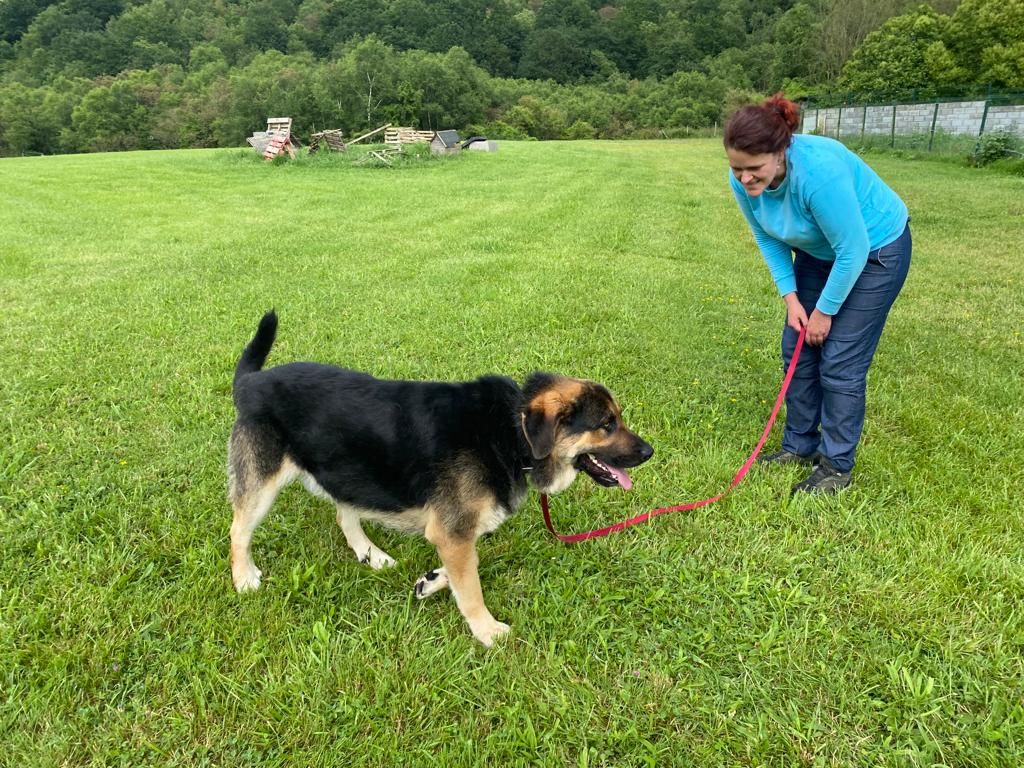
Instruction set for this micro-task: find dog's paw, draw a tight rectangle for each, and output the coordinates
[413,568,449,599]
[233,565,262,592]
[414,568,450,599]
[359,546,396,570]
[472,619,511,648]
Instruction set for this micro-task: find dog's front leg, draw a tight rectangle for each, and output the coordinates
[424,515,509,647]
[336,504,395,569]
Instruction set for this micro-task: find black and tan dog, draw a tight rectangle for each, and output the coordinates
[228,311,653,646]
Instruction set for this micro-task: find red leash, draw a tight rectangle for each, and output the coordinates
[541,326,806,543]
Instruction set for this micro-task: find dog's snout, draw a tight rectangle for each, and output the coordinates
[615,435,653,467]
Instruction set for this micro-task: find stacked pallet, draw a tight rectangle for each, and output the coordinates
[263,134,295,161]
[384,127,435,150]
[308,129,346,154]
[248,117,295,158]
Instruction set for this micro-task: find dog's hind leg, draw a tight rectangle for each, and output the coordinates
[424,511,509,647]
[228,425,295,592]
[336,504,396,570]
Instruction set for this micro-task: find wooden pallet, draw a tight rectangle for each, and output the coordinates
[309,129,346,154]
[263,134,295,161]
[384,127,435,150]
[265,117,293,136]
[356,147,403,166]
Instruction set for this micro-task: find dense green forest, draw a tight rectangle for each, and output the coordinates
[0,0,1021,154]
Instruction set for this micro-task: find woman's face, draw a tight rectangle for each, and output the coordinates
[726,147,786,197]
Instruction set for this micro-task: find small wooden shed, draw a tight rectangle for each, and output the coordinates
[430,130,461,155]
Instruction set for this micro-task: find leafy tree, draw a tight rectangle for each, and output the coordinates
[771,1,822,84]
[686,0,747,59]
[0,0,52,45]
[947,0,1024,86]
[517,26,597,82]
[0,82,59,153]
[242,0,297,54]
[980,43,1024,88]
[468,0,529,77]
[11,5,117,81]
[325,35,400,130]
[594,3,649,78]
[393,46,490,129]
[815,0,917,83]
[69,69,166,151]
[839,6,961,97]
[504,95,567,139]
[380,0,433,51]
[215,50,320,144]
[642,13,701,78]
[565,118,597,138]
[646,69,729,129]
[287,0,335,57]
[106,0,188,71]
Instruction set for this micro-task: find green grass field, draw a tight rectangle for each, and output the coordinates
[2,140,1023,767]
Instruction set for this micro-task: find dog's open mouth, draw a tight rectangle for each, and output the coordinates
[575,453,633,490]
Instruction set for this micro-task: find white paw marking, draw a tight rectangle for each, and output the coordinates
[360,547,396,570]
[473,620,511,647]
[233,565,262,592]
[414,569,450,599]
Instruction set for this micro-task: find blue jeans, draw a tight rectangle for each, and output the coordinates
[780,223,912,472]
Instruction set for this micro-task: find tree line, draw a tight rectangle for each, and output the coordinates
[0,0,1020,156]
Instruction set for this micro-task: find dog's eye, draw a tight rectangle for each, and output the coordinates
[601,416,617,433]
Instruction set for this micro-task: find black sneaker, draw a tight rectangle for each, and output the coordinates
[758,449,820,466]
[791,456,851,495]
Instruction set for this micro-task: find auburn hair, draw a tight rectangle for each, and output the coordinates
[723,93,801,154]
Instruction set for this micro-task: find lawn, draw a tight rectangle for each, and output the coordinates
[1,139,1022,767]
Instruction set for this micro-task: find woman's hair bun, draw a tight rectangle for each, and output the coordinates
[723,92,800,153]
[764,93,800,132]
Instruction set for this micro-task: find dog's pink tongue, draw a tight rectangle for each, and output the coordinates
[610,466,633,491]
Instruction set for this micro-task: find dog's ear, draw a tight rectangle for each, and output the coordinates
[522,372,558,400]
[521,373,562,460]
[522,406,558,460]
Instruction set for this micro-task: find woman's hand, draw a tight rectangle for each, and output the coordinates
[783,294,832,346]
[805,308,832,346]
[784,293,807,333]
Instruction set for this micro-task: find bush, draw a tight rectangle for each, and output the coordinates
[478,120,532,141]
[987,157,1024,176]
[564,120,597,139]
[972,129,1020,166]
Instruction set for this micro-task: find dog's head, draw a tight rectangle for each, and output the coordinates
[521,373,653,495]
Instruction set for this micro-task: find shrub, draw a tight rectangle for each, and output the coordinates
[972,129,1019,166]
[564,119,597,139]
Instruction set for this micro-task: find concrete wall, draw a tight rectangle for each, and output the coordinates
[801,99,1024,139]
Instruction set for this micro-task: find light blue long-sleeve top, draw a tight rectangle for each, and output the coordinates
[729,134,909,315]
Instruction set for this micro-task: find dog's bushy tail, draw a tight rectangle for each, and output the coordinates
[235,310,278,386]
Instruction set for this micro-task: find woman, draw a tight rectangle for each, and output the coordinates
[724,94,911,494]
